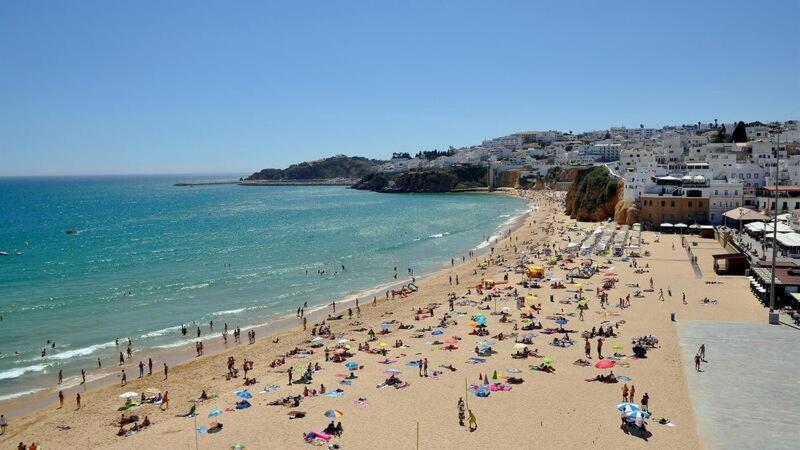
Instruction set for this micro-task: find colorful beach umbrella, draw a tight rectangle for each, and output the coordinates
[119,392,139,398]
[541,357,554,366]
[595,360,616,369]
[324,409,344,418]
[612,344,624,350]
[344,361,360,369]
[208,409,223,417]
[555,318,568,325]
[235,390,253,399]
[431,329,444,335]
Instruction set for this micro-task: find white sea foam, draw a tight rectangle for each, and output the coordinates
[179,283,210,291]
[45,341,116,360]
[0,364,49,381]
[141,325,183,339]
[0,388,43,402]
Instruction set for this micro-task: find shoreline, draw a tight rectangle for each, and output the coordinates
[0,191,535,417]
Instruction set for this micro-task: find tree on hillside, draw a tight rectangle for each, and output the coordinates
[711,124,726,143]
[732,121,748,143]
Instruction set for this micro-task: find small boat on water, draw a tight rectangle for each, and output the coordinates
[0,251,8,256]
[66,229,78,235]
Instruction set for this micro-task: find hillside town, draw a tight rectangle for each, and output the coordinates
[381,120,800,227]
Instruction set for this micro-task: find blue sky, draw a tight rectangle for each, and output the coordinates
[1,1,798,176]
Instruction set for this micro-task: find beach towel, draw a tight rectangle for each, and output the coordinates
[262,385,280,393]
[306,430,332,441]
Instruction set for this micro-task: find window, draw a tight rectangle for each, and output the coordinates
[688,201,693,207]
[671,201,675,207]
[699,201,703,207]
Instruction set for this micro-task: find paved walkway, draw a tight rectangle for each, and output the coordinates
[679,320,800,449]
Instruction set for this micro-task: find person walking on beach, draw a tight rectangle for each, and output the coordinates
[121,369,127,386]
[468,409,477,431]
[1,414,7,434]
[597,337,604,359]
[138,361,144,378]
[81,369,86,384]
[622,384,629,402]
[584,338,591,359]
[658,289,664,301]
[303,316,307,331]
[148,358,153,376]
[160,391,169,410]
[629,385,635,403]
[641,393,649,412]
[58,369,63,384]
[163,363,169,380]
[423,358,428,377]
[694,352,702,371]
[699,344,706,361]
[58,390,64,408]
[76,393,81,410]
[288,367,294,385]
[457,398,465,426]
[119,352,124,365]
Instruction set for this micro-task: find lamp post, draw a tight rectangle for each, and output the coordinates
[768,128,782,325]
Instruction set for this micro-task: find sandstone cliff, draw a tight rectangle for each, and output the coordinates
[564,166,623,222]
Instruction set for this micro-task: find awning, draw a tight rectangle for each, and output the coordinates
[674,223,688,228]
[660,223,674,227]
[723,207,769,222]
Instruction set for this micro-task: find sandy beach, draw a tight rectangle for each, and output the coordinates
[1,190,768,450]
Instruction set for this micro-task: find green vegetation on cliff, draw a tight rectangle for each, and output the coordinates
[352,165,487,193]
[246,155,382,181]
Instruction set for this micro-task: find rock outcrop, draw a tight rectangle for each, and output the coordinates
[564,166,623,221]
[614,199,640,225]
[352,166,487,193]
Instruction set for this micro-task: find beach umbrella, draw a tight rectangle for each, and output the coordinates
[612,344,624,351]
[344,361,359,369]
[522,332,536,340]
[381,323,391,330]
[541,357,554,366]
[208,409,223,417]
[311,337,323,342]
[526,295,538,301]
[337,338,350,344]
[385,368,401,374]
[324,409,344,418]
[555,318,568,325]
[604,271,616,277]
[334,348,346,354]
[577,299,588,307]
[617,402,639,415]
[513,343,528,351]
[492,370,498,380]
[575,283,583,290]
[444,337,458,344]
[119,392,139,398]
[377,342,389,348]
[595,360,616,369]
[431,329,444,335]
[626,409,650,423]
[235,390,253,399]
[231,445,246,450]
[468,321,478,327]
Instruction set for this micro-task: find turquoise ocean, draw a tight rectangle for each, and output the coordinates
[0,176,529,401]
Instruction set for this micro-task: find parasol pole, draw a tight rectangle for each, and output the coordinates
[416,421,420,450]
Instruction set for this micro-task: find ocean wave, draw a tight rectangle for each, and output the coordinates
[212,307,247,316]
[0,364,49,381]
[428,232,450,239]
[140,325,183,339]
[44,341,116,360]
[0,388,44,402]
[179,283,210,291]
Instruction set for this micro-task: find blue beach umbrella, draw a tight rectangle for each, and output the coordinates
[431,329,444,335]
[235,390,252,399]
[381,323,391,330]
[626,409,650,423]
[617,402,639,415]
[344,361,359,370]
[555,318,568,325]
[208,409,223,417]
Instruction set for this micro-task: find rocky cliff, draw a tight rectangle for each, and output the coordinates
[564,166,624,221]
[246,155,382,181]
[352,166,487,193]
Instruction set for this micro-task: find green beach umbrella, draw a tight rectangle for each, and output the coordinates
[492,370,498,380]
[612,344,624,350]
[541,357,554,366]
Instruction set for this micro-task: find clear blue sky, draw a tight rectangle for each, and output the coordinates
[1,0,798,176]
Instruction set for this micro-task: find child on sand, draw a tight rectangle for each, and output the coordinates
[468,409,477,431]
